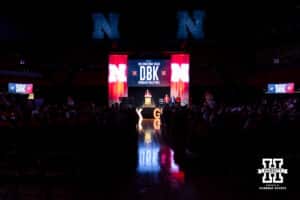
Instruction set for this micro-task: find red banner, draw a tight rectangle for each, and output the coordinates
[108,54,128,105]
[170,54,190,105]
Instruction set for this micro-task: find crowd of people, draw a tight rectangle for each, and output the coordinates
[0,90,299,176]
[1,91,299,130]
[0,92,138,177]
[0,93,137,129]
[163,93,300,132]
[161,93,300,170]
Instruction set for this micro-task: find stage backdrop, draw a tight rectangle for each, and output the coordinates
[127,59,170,87]
[108,53,190,106]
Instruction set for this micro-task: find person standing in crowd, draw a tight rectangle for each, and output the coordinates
[164,94,170,105]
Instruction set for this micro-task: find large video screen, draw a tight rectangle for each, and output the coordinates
[8,83,33,94]
[267,83,295,94]
[127,59,170,87]
[108,54,190,106]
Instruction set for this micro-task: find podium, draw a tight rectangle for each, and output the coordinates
[142,89,155,108]
[141,89,156,118]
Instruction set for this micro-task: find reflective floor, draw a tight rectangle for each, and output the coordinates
[135,119,186,199]
[130,119,289,200]
[0,120,295,200]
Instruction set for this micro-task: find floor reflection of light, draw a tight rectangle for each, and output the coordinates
[137,146,160,173]
[170,149,185,183]
[136,108,143,131]
[170,150,179,172]
[153,118,161,131]
[144,131,152,144]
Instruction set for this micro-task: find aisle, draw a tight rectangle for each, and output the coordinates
[134,119,188,200]
[130,119,254,200]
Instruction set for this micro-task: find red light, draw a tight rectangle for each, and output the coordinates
[25,84,33,94]
[171,171,185,183]
[132,70,137,76]
[286,83,295,93]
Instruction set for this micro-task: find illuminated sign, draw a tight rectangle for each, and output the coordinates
[108,54,190,106]
[8,83,33,94]
[171,63,189,82]
[93,10,205,40]
[170,54,190,105]
[128,60,170,87]
[140,65,159,82]
[136,108,161,131]
[153,108,162,130]
[136,108,162,120]
[153,108,162,119]
[267,83,295,94]
[108,55,128,105]
[177,10,205,40]
[92,13,120,39]
[108,64,127,83]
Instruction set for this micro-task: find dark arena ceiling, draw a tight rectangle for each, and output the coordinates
[0,1,299,67]
[0,1,299,44]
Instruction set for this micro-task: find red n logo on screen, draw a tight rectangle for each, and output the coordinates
[171,63,189,82]
[170,54,190,105]
[108,64,127,83]
[108,54,128,106]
